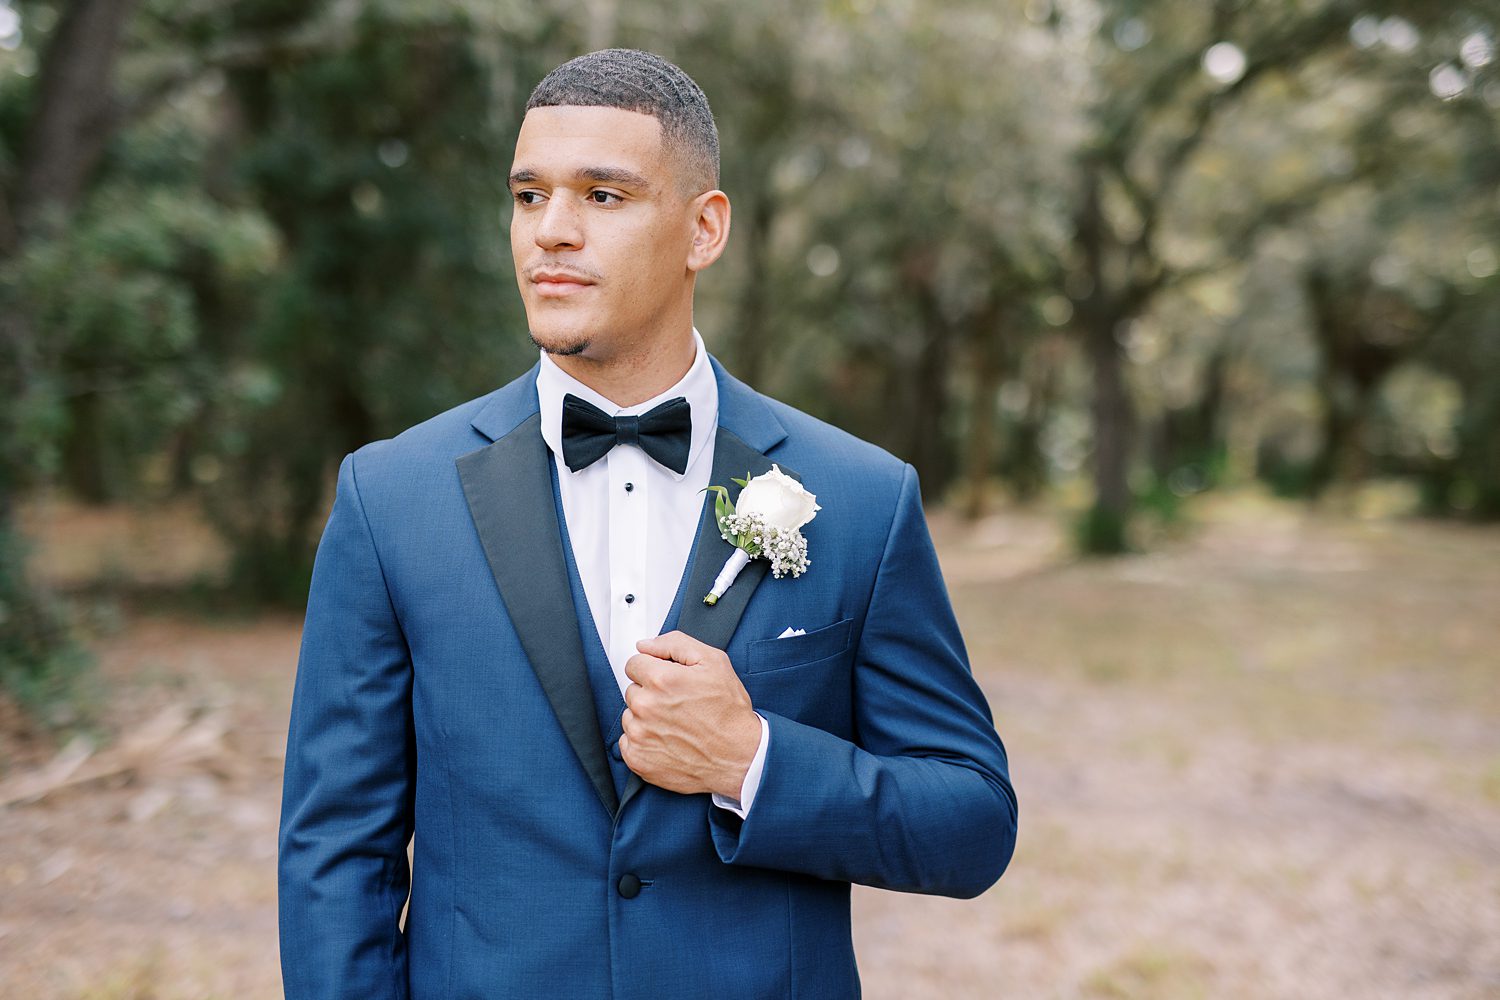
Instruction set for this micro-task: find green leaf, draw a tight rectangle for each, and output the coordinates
[705,483,735,530]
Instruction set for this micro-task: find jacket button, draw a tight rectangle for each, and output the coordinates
[618,874,642,899]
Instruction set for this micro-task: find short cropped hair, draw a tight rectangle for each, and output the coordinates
[526,48,720,193]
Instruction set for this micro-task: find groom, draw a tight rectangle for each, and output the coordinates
[278,48,1017,999]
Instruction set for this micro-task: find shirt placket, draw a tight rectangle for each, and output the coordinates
[606,445,650,695]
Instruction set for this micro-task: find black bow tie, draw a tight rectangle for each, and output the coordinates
[560,393,692,474]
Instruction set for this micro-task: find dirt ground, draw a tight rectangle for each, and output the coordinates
[2,492,1498,999]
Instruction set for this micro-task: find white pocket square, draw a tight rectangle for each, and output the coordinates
[777,626,807,639]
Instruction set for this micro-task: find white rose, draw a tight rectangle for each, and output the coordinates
[735,464,820,533]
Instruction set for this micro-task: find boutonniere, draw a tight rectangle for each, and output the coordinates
[701,464,821,606]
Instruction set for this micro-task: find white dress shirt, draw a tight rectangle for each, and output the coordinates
[535,328,768,817]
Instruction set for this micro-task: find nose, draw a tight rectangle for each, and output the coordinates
[533,194,583,251]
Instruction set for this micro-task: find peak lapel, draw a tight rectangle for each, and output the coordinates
[619,428,800,813]
[674,427,800,651]
[456,410,619,818]
[674,356,797,650]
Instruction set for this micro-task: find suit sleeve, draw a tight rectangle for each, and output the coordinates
[278,451,415,999]
[709,462,1018,898]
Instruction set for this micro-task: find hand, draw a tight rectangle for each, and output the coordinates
[619,630,762,799]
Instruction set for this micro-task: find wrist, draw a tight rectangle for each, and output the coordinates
[713,709,761,800]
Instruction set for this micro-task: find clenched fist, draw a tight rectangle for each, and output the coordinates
[618,630,761,798]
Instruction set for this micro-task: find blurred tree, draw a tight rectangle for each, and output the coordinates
[1,0,142,715]
[1205,4,1500,512]
[1041,0,1481,550]
[1065,2,1360,549]
[3,0,1500,725]
[194,3,527,601]
[1303,261,1456,492]
[659,0,1076,505]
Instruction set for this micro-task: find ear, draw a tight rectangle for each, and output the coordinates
[686,190,731,273]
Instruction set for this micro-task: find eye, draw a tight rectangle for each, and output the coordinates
[513,190,544,206]
[589,190,623,206]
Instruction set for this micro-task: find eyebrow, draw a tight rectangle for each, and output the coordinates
[507,166,654,192]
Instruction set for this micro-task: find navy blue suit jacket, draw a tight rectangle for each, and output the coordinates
[277,354,1018,998]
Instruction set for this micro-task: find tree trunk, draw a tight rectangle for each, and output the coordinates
[907,278,955,501]
[1075,163,1133,553]
[732,195,775,387]
[15,0,141,239]
[60,389,117,504]
[961,307,1005,520]
[1084,309,1134,549]
[1149,347,1227,487]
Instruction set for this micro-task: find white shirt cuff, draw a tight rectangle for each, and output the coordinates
[710,712,769,819]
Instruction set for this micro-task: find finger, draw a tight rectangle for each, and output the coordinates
[624,652,663,686]
[623,681,638,708]
[621,706,637,737]
[636,630,712,666]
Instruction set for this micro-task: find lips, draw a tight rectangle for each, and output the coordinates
[531,271,595,298]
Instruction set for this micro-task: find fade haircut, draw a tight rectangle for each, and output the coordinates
[525,49,720,194]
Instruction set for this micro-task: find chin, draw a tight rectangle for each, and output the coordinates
[527,322,593,358]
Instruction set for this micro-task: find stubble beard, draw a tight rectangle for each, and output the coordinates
[528,327,591,357]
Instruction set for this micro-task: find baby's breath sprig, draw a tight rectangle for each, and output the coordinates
[700,465,820,606]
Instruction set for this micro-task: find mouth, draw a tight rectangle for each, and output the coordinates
[530,271,596,298]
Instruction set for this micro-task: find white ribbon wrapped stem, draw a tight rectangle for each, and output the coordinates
[703,548,753,606]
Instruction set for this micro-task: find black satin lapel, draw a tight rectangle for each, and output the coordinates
[675,426,799,656]
[620,770,645,813]
[456,414,619,817]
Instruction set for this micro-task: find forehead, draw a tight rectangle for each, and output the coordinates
[511,106,667,176]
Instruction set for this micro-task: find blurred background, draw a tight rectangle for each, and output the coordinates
[1,0,1498,996]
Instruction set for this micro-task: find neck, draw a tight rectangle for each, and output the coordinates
[550,327,697,408]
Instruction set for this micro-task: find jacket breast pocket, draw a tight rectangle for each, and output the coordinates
[744,616,854,674]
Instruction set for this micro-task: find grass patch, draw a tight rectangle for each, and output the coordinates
[1083,944,1212,1000]
[1480,759,1500,805]
[73,946,168,1000]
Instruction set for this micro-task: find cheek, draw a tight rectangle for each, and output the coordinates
[633,219,691,274]
[601,223,673,284]
[509,213,528,256]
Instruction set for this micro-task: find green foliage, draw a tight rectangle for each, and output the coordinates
[13,186,279,498]
[185,7,533,602]
[705,474,759,552]
[0,527,96,728]
[0,0,1498,676]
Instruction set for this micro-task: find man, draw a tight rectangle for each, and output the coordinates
[278,48,1016,999]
